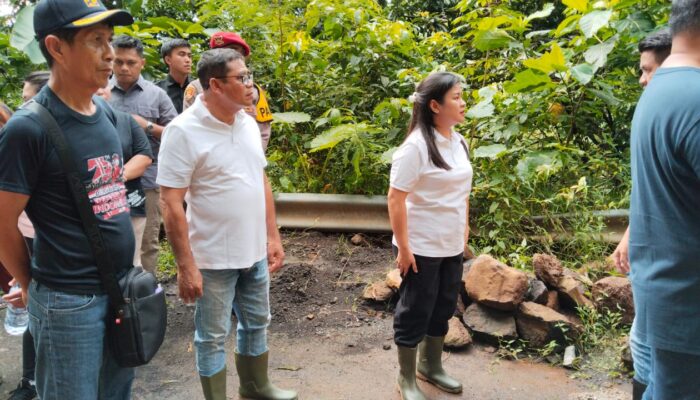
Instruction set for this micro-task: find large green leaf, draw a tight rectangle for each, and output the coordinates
[554,14,581,37]
[381,146,397,164]
[563,0,589,12]
[310,123,365,152]
[10,6,45,64]
[472,29,513,51]
[272,112,312,124]
[526,3,555,22]
[505,69,553,93]
[584,37,617,69]
[516,151,561,181]
[579,10,613,38]
[614,12,654,34]
[466,100,495,119]
[523,43,567,74]
[571,63,595,85]
[473,144,508,159]
[587,88,620,106]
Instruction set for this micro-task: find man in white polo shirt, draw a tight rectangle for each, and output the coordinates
[158,49,297,400]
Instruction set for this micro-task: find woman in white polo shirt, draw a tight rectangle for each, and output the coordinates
[388,72,472,400]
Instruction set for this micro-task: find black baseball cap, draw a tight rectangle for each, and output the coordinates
[34,0,133,39]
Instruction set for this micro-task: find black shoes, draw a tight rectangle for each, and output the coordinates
[7,379,37,400]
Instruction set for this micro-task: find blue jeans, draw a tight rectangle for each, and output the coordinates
[194,259,271,377]
[643,346,700,400]
[630,317,652,385]
[27,280,134,400]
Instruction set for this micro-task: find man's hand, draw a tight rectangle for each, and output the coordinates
[612,240,630,274]
[131,114,148,130]
[396,247,417,277]
[267,240,285,274]
[612,226,630,274]
[177,265,203,304]
[1,284,26,308]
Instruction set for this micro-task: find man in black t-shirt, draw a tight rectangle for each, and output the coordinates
[0,0,136,398]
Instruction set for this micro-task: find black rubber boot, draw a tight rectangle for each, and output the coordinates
[417,335,463,394]
[397,345,427,400]
[632,378,647,400]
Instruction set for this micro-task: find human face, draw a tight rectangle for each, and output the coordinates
[165,46,192,76]
[113,47,145,89]
[639,50,661,88]
[432,84,466,128]
[212,59,255,109]
[51,23,114,93]
[22,82,40,102]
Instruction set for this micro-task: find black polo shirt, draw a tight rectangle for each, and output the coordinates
[155,74,191,114]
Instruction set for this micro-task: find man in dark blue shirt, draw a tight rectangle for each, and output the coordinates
[629,1,700,398]
[0,0,136,398]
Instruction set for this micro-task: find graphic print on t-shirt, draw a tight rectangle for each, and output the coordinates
[87,153,129,220]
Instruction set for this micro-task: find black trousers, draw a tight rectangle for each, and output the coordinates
[23,237,36,381]
[393,246,463,348]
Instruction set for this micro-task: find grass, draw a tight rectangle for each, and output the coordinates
[156,240,178,280]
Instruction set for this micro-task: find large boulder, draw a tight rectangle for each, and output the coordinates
[386,269,402,291]
[533,253,563,288]
[463,303,518,344]
[563,267,593,288]
[546,291,560,311]
[592,276,634,324]
[459,259,475,308]
[362,281,394,302]
[525,279,549,305]
[444,317,473,348]
[464,255,528,311]
[557,275,594,310]
[515,302,578,347]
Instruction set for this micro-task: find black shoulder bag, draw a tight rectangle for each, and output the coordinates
[24,100,167,368]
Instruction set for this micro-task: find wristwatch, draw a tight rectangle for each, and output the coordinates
[145,122,154,134]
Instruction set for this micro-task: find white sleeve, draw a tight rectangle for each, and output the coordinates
[156,123,195,188]
[390,141,422,192]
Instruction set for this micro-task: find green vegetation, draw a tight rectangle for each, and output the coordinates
[2,0,670,262]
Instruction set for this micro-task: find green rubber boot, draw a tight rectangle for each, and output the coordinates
[417,335,463,394]
[396,345,427,400]
[200,367,227,400]
[235,351,298,400]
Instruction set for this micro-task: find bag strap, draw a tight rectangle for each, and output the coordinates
[23,100,126,308]
[458,136,470,162]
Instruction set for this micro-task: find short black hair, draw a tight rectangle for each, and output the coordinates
[197,48,244,90]
[24,70,51,91]
[670,0,700,36]
[161,38,191,60]
[638,28,672,64]
[112,34,145,57]
[38,28,80,68]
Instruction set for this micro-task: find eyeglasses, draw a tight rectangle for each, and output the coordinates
[214,72,254,85]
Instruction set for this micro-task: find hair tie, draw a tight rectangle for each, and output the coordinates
[408,92,420,103]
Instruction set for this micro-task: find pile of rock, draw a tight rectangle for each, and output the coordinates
[362,253,634,352]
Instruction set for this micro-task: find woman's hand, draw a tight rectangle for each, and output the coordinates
[396,248,417,277]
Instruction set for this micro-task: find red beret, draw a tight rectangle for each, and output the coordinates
[209,31,251,56]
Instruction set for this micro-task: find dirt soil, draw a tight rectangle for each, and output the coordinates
[0,231,631,399]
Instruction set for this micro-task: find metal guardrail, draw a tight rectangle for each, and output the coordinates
[275,193,390,232]
[274,193,629,243]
